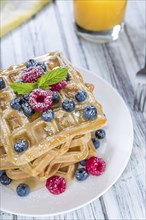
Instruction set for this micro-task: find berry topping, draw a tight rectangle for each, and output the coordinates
[66,73,70,81]
[16,183,30,197]
[0,78,6,90]
[92,138,100,149]
[0,170,5,177]
[83,105,97,120]
[75,90,87,102]
[21,66,44,83]
[62,99,75,112]
[41,109,54,122]
[46,176,66,195]
[26,59,46,72]
[36,62,47,72]
[26,59,38,68]
[0,173,12,185]
[29,89,53,112]
[53,91,60,103]
[22,102,35,116]
[79,159,87,166]
[14,140,28,153]
[75,168,89,181]
[95,129,106,139]
[22,94,30,102]
[51,80,67,91]
[86,157,106,176]
[10,97,23,110]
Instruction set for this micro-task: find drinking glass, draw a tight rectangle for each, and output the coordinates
[74,0,127,43]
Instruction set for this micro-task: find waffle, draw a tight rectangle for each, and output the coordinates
[1,133,94,179]
[0,51,107,166]
[1,133,96,192]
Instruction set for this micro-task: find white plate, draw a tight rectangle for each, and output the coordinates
[1,67,133,217]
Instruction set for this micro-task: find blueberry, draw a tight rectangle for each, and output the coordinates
[0,173,12,185]
[36,62,46,72]
[95,129,106,139]
[16,183,30,197]
[92,138,100,149]
[75,90,87,102]
[53,92,60,103]
[10,97,23,110]
[0,78,6,90]
[62,99,75,112]
[26,59,37,68]
[75,168,89,181]
[66,73,70,81]
[14,140,28,153]
[79,160,87,166]
[26,59,46,72]
[23,94,30,102]
[41,109,54,122]
[0,170,5,177]
[22,103,35,116]
[83,105,97,120]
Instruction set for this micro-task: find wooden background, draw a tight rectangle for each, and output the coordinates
[0,0,145,219]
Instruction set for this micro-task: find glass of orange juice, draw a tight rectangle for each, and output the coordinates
[74,0,127,43]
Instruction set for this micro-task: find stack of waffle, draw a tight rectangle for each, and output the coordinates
[0,52,107,192]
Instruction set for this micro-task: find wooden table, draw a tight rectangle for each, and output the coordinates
[0,1,145,219]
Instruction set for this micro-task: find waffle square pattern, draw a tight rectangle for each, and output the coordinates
[0,52,107,192]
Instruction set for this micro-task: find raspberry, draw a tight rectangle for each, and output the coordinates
[29,89,53,112]
[86,156,106,176]
[21,66,44,83]
[46,176,66,195]
[51,80,67,91]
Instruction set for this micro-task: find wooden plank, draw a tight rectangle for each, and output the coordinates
[125,0,145,67]
[54,0,89,68]
[1,33,17,69]
[0,3,65,69]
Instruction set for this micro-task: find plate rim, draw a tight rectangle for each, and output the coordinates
[1,67,134,217]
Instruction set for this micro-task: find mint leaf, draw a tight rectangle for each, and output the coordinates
[9,67,68,94]
[38,67,68,89]
[9,82,37,94]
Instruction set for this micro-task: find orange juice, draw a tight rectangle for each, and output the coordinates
[74,0,127,31]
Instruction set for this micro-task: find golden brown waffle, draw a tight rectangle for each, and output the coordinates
[2,133,96,192]
[38,133,92,181]
[0,52,107,166]
[2,133,93,180]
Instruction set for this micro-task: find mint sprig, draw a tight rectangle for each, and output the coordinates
[38,67,68,89]
[9,82,37,94]
[9,67,68,95]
